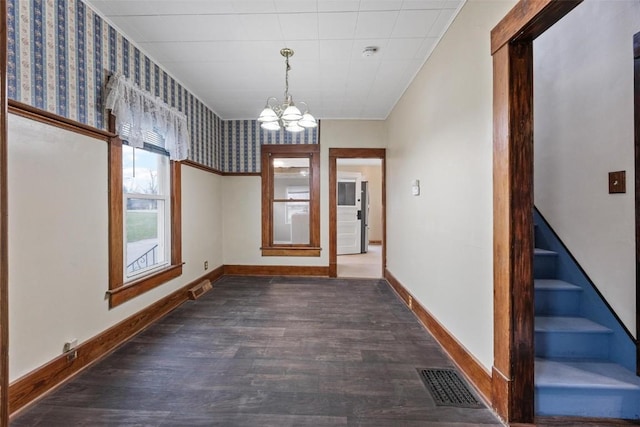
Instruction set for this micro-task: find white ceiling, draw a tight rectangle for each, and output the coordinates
[84,0,464,121]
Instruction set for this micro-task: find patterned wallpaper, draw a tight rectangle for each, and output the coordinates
[7,0,318,173]
[220,120,319,173]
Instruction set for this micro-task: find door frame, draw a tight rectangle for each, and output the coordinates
[1,0,8,424]
[634,30,640,376]
[490,1,582,423]
[329,148,386,277]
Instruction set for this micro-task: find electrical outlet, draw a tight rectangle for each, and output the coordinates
[63,339,77,353]
[204,261,209,270]
[63,339,78,362]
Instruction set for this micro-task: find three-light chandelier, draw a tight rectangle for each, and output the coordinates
[257,48,317,132]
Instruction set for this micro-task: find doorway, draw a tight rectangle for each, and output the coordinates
[336,159,383,278]
[328,148,386,278]
[490,1,582,422]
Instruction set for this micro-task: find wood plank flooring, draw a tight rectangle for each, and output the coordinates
[11,276,504,426]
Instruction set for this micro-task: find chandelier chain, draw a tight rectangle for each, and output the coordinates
[284,55,290,99]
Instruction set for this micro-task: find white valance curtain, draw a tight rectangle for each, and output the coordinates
[104,73,190,160]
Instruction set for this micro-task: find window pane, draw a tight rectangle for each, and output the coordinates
[273,201,309,244]
[274,158,310,199]
[126,199,167,276]
[338,181,356,206]
[123,145,169,195]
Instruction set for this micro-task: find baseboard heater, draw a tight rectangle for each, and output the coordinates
[188,279,212,300]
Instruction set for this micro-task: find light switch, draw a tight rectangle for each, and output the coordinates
[411,180,420,196]
[608,171,625,194]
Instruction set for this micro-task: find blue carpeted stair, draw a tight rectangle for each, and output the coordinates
[534,210,640,420]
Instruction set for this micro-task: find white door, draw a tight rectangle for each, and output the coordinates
[337,172,362,255]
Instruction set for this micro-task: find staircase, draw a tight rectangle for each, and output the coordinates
[534,209,640,419]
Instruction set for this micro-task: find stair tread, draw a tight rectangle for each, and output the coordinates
[534,279,581,291]
[535,316,612,333]
[536,358,640,390]
[535,248,558,256]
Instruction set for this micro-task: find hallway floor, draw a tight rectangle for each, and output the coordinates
[11,276,502,426]
[337,244,382,278]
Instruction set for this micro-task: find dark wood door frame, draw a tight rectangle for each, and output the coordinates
[634,31,640,376]
[491,1,582,423]
[0,0,8,424]
[329,148,386,278]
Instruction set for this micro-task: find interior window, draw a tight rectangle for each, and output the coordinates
[261,144,320,256]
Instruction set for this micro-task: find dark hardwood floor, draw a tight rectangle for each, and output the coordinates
[11,276,504,426]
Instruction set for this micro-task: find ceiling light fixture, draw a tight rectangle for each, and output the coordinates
[258,48,317,132]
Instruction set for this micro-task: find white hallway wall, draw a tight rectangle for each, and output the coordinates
[385,0,516,371]
[534,1,639,335]
[8,114,223,381]
[222,120,387,266]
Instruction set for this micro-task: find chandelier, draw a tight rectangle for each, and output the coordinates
[257,48,317,132]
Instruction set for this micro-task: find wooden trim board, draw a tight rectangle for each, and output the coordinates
[8,100,114,141]
[8,266,224,417]
[1,2,9,424]
[223,265,329,276]
[329,148,386,279]
[384,269,492,404]
[490,0,583,422]
[633,30,640,376]
[7,264,338,415]
[10,265,501,417]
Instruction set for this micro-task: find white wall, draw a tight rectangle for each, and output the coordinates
[534,1,639,335]
[222,120,387,266]
[8,114,223,381]
[385,0,516,371]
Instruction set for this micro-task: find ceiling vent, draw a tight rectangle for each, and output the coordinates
[362,46,379,57]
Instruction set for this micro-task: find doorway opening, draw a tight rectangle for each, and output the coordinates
[336,159,383,278]
[329,148,386,278]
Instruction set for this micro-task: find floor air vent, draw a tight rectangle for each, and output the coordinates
[417,368,483,408]
[188,279,212,300]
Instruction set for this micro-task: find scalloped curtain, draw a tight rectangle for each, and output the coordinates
[104,73,190,160]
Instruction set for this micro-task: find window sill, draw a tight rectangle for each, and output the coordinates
[261,247,321,257]
[107,263,183,308]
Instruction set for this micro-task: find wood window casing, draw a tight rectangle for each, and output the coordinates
[107,114,182,308]
[261,144,320,257]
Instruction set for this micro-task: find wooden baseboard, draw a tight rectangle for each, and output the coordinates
[491,366,509,421]
[223,265,329,276]
[368,240,382,245]
[384,269,492,404]
[8,266,225,416]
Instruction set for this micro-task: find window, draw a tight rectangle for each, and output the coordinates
[108,117,182,308]
[338,180,357,206]
[261,144,320,256]
[123,144,170,278]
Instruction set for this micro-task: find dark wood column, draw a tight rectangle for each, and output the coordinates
[633,31,640,376]
[491,39,535,423]
[490,0,582,423]
[0,0,8,425]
